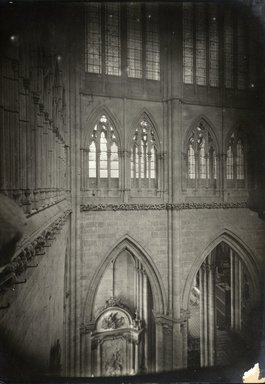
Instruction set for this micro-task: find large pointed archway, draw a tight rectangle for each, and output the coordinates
[183,231,261,369]
[80,235,167,377]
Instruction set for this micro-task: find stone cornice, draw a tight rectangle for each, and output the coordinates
[81,202,247,212]
[0,209,71,293]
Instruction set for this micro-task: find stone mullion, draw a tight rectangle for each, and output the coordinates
[222,153,227,195]
[138,146,142,190]
[67,145,70,193]
[96,139,100,189]
[147,152,151,189]
[244,145,248,189]
[157,152,163,193]
[143,142,147,179]
[84,149,89,191]
[205,153,209,188]
[193,152,198,190]
[233,143,237,188]
[120,150,127,201]
[107,146,111,192]
[80,149,84,191]
[133,146,136,183]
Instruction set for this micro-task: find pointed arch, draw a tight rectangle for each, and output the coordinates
[129,111,161,190]
[181,229,261,311]
[184,115,219,188]
[128,109,161,150]
[82,235,167,322]
[225,125,248,184]
[84,105,122,148]
[224,124,248,150]
[183,115,219,153]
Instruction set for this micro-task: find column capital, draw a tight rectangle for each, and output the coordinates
[80,322,95,335]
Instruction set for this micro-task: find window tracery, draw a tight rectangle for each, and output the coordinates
[187,121,217,188]
[131,117,158,190]
[226,132,246,187]
[85,4,160,81]
[88,114,120,189]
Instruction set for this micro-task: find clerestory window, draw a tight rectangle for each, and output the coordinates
[85,3,160,81]
[85,4,121,76]
[127,3,160,80]
[187,121,217,189]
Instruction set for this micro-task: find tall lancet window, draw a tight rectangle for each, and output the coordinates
[187,121,217,189]
[226,132,246,187]
[85,4,121,76]
[131,117,158,190]
[88,114,119,189]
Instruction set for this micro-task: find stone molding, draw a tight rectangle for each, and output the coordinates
[80,322,95,335]
[0,209,71,293]
[81,201,247,212]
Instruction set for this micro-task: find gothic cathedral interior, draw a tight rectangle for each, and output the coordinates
[1,0,265,380]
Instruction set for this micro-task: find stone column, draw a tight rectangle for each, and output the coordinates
[230,249,241,333]
[154,319,164,372]
[199,255,216,367]
[143,271,148,372]
[80,323,94,377]
[208,256,216,366]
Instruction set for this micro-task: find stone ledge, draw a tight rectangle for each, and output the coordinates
[80,202,248,212]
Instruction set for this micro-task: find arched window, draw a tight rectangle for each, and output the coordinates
[131,117,158,190]
[88,114,119,190]
[226,132,246,187]
[187,121,217,189]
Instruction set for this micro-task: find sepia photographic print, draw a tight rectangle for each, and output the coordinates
[0,0,265,383]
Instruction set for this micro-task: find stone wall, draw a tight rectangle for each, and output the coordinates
[0,218,69,376]
[81,206,265,320]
